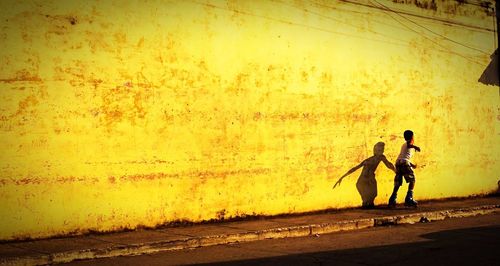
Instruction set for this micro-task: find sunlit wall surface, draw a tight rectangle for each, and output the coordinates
[0,0,498,240]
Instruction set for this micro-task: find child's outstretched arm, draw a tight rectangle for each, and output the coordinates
[408,143,421,152]
[333,161,364,189]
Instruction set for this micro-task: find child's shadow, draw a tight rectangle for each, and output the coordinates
[333,142,395,208]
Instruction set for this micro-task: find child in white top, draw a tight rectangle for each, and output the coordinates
[388,130,421,207]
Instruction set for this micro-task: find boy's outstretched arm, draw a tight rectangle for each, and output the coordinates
[333,161,364,189]
[408,143,421,152]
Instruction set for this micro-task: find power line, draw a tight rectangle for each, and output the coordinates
[336,0,494,33]
[308,0,419,33]
[306,0,491,55]
[373,0,490,55]
[276,0,488,65]
[188,0,409,47]
[271,0,411,45]
[370,0,486,67]
[187,0,487,66]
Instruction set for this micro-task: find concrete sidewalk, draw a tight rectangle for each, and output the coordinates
[1,196,499,266]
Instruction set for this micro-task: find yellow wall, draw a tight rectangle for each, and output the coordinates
[0,0,498,240]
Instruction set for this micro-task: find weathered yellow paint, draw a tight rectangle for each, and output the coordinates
[0,0,498,240]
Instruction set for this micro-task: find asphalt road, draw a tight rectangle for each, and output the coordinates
[68,213,500,266]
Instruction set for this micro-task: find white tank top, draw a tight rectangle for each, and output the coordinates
[397,142,414,163]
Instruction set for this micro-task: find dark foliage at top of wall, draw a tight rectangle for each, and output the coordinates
[392,0,494,16]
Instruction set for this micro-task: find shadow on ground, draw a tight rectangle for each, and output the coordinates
[197,225,500,266]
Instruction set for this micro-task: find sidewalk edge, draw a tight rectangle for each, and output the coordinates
[2,204,498,266]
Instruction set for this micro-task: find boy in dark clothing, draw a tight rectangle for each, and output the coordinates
[388,130,421,207]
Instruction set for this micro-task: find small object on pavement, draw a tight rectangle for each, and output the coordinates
[420,217,430,223]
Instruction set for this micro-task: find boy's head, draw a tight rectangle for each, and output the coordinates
[404,130,414,141]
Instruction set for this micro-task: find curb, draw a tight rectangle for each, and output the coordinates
[2,204,498,265]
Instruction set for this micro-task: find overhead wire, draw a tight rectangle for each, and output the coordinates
[276,0,489,65]
[373,0,490,55]
[310,0,493,36]
[305,0,492,59]
[336,0,494,33]
[270,0,411,45]
[370,0,486,67]
[305,0,416,32]
[187,0,488,67]
[188,0,409,47]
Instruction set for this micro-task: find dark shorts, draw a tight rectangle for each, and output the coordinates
[394,162,415,185]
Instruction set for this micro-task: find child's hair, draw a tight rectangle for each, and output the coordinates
[404,130,414,141]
